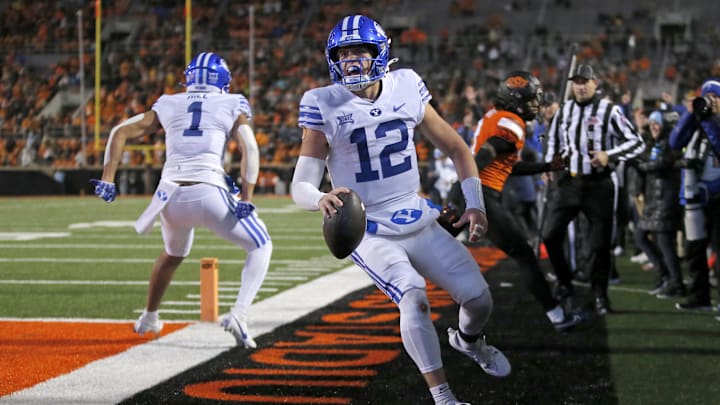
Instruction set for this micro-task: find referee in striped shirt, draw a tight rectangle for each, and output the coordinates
[542,64,645,315]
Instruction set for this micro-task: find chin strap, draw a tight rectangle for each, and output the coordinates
[386,57,399,72]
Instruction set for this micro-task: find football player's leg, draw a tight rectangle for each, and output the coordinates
[541,189,580,289]
[353,237,458,398]
[398,287,443,378]
[154,205,195,310]
[411,223,510,376]
[204,191,272,347]
[412,222,490,316]
[486,198,558,313]
[208,207,272,319]
[134,200,195,336]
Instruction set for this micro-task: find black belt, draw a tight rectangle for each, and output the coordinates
[176,181,202,186]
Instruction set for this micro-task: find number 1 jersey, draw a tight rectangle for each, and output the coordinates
[152,92,251,189]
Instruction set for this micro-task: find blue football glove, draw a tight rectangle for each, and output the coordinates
[225,174,240,195]
[89,179,117,203]
[235,201,256,219]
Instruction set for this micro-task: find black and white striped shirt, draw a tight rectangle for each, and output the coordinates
[545,95,645,176]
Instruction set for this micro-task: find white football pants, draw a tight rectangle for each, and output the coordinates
[159,183,272,317]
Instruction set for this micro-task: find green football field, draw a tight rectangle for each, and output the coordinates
[0,195,351,320]
[1,195,719,404]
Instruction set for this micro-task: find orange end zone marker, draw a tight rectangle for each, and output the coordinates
[200,257,219,322]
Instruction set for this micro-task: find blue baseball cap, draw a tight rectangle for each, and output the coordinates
[648,111,663,124]
[701,79,720,97]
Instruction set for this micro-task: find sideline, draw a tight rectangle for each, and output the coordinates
[0,264,372,405]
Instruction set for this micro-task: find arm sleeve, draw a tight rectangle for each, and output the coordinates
[290,155,327,211]
[511,160,549,175]
[606,105,645,161]
[544,108,563,163]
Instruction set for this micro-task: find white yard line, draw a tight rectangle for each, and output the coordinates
[67,234,324,241]
[0,264,373,405]
[0,257,351,265]
[0,243,328,250]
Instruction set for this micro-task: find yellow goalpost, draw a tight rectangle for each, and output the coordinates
[92,0,193,162]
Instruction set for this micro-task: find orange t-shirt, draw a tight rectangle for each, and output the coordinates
[471,108,526,192]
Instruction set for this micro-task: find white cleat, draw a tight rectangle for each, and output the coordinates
[447,328,511,377]
[133,311,163,337]
[221,312,257,349]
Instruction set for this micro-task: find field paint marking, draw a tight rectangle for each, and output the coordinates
[132,309,203,314]
[215,288,279,293]
[161,301,237,307]
[0,278,307,286]
[185,293,278,299]
[0,257,348,265]
[0,280,155,286]
[0,317,191,324]
[0,243,327,250]
[66,207,304,230]
[0,264,373,404]
[67,233,323,240]
[608,285,658,294]
[68,221,137,229]
[0,233,70,241]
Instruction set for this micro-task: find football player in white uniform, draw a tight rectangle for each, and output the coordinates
[291,15,509,405]
[90,52,272,348]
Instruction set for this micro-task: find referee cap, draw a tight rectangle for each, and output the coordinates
[569,64,596,81]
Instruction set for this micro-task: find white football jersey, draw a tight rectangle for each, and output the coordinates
[152,92,252,189]
[299,69,439,235]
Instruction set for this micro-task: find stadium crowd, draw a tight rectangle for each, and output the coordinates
[1,0,717,174]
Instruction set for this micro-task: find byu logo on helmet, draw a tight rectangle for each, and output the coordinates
[325,15,391,91]
[185,52,231,93]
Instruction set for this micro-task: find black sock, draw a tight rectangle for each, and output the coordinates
[458,329,480,343]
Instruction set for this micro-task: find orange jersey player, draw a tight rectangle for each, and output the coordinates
[467,71,578,332]
[471,108,526,192]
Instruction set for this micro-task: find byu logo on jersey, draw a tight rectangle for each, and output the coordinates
[370,108,382,117]
[391,209,422,225]
[157,190,169,202]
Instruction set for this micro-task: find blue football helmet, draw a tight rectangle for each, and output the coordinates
[325,15,391,91]
[184,52,231,93]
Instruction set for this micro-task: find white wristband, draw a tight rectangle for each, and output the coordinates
[461,177,486,213]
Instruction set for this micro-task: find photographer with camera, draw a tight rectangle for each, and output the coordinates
[668,79,720,313]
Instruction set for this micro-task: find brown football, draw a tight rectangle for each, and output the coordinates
[322,190,366,259]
